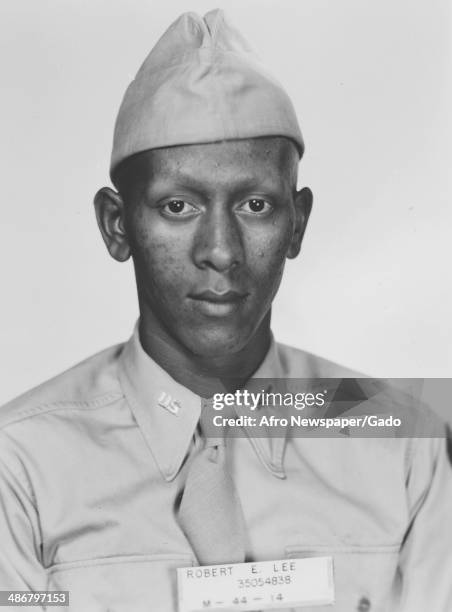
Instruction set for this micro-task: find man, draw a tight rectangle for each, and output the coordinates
[0,9,451,612]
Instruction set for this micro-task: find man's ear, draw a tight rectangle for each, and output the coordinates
[93,187,131,262]
[287,187,313,259]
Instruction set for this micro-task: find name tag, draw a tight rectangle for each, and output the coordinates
[177,556,334,611]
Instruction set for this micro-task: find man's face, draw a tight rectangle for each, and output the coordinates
[114,138,309,357]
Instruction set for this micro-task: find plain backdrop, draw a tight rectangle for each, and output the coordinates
[1,0,451,407]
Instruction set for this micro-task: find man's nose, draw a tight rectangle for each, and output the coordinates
[192,207,244,272]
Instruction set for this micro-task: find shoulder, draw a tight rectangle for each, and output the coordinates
[275,341,365,378]
[0,343,125,432]
[276,342,451,477]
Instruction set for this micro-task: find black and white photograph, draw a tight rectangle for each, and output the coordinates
[1,1,451,610]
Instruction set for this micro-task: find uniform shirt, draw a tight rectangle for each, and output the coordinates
[0,325,451,612]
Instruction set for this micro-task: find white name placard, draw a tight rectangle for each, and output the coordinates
[177,556,334,611]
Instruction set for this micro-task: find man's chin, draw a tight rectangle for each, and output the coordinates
[184,327,255,359]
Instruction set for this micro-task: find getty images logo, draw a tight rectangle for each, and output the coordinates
[211,389,327,411]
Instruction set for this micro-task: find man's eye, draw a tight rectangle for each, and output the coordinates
[239,198,272,215]
[162,200,198,216]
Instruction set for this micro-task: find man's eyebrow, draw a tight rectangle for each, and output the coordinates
[147,171,286,197]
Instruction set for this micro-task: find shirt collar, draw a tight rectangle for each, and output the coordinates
[239,337,288,480]
[118,323,288,482]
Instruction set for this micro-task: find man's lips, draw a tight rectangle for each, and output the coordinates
[187,289,248,316]
[189,289,248,303]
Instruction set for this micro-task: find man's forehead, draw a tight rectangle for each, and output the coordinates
[130,137,297,180]
[113,137,299,201]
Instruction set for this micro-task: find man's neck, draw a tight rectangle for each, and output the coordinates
[138,315,272,398]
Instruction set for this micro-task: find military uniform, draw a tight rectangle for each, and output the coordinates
[1,325,451,611]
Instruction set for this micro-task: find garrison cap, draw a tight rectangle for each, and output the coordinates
[110,9,304,177]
